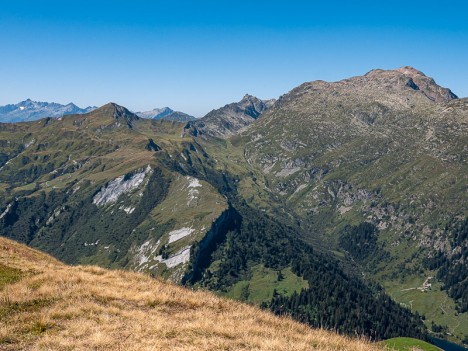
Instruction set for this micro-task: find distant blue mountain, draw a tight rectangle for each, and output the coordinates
[136,107,196,122]
[0,99,96,123]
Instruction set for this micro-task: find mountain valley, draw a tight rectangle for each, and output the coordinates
[0,67,466,348]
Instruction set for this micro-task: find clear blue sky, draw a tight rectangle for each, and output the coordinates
[1,0,467,116]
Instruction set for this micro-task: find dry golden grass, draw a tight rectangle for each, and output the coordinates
[0,237,386,351]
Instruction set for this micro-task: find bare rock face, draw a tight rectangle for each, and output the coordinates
[185,94,276,138]
[365,66,458,103]
[397,66,458,102]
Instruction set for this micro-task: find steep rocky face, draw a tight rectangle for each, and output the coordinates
[361,66,458,103]
[109,103,141,127]
[185,94,275,138]
[395,66,458,102]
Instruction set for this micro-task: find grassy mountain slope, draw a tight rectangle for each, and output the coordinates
[0,100,430,342]
[0,103,227,280]
[163,111,197,122]
[0,237,385,351]
[218,67,467,344]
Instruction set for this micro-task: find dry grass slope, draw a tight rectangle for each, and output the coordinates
[0,237,386,351]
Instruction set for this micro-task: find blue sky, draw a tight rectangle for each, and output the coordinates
[1,1,467,116]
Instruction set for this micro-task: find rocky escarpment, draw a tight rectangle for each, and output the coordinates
[184,94,275,138]
[182,206,242,284]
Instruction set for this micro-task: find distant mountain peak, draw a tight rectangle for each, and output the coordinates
[136,106,195,122]
[96,102,139,119]
[241,94,257,101]
[137,107,173,119]
[79,102,140,130]
[0,99,97,123]
[184,94,276,138]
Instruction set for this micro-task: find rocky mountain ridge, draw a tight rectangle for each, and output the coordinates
[184,94,276,138]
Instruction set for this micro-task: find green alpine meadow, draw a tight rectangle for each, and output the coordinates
[0,66,466,349]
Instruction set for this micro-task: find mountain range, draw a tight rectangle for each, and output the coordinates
[0,100,197,123]
[0,99,97,123]
[0,66,466,348]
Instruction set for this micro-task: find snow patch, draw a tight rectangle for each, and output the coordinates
[188,177,202,188]
[168,227,194,244]
[93,165,152,206]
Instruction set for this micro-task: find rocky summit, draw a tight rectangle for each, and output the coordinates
[184,94,276,138]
